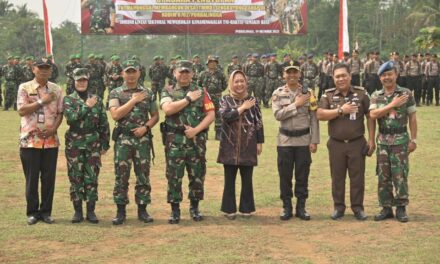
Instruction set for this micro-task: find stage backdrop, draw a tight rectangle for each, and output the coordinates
[81,0,307,35]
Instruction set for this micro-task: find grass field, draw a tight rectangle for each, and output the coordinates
[0,97,439,263]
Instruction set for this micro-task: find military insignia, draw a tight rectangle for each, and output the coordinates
[354,93,358,97]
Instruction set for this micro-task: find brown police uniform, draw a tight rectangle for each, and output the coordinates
[318,86,370,213]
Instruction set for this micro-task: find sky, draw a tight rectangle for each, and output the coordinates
[13,0,81,27]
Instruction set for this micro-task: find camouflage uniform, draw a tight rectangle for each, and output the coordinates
[300,61,319,91]
[192,63,205,84]
[21,64,34,83]
[149,60,167,100]
[370,86,416,207]
[197,68,227,137]
[64,91,110,202]
[160,83,212,203]
[48,62,59,83]
[264,61,282,106]
[245,61,265,102]
[85,0,115,33]
[109,84,157,205]
[86,61,105,98]
[106,61,123,104]
[226,63,242,77]
[2,63,19,110]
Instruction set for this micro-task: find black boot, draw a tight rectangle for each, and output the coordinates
[112,204,126,225]
[374,207,394,221]
[396,206,409,223]
[138,204,154,223]
[280,199,293,221]
[86,201,99,224]
[71,200,84,223]
[168,203,181,224]
[295,199,311,221]
[189,200,203,222]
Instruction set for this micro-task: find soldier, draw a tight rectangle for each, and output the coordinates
[300,54,319,92]
[81,0,116,34]
[47,55,59,83]
[192,54,205,84]
[21,56,35,83]
[106,55,123,107]
[226,55,242,77]
[160,60,215,224]
[108,59,159,225]
[272,65,319,221]
[369,61,417,223]
[317,63,376,221]
[425,54,439,106]
[167,56,178,86]
[245,53,265,104]
[17,58,64,225]
[364,51,383,94]
[280,53,295,72]
[149,56,166,101]
[3,56,20,110]
[197,55,227,140]
[260,54,268,66]
[323,53,335,92]
[348,50,363,86]
[391,52,405,87]
[405,54,422,106]
[400,55,409,88]
[85,54,104,98]
[264,53,282,108]
[65,54,83,95]
[63,68,110,224]
[242,53,252,73]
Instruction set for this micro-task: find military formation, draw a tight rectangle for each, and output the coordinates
[11,48,433,225]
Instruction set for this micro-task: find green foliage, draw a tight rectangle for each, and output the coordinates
[415,26,440,50]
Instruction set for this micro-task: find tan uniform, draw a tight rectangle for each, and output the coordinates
[318,86,370,213]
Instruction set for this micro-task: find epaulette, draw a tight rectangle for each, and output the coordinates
[353,86,365,90]
[325,88,336,93]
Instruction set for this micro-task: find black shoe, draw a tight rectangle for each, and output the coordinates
[396,206,409,223]
[72,200,84,223]
[86,201,99,224]
[354,210,368,221]
[138,204,154,223]
[112,204,126,225]
[280,199,293,221]
[295,199,311,221]
[331,210,344,220]
[224,213,236,220]
[189,200,203,221]
[168,203,180,224]
[374,207,394,221]
[27,216,39,225]
[41,216,55,224]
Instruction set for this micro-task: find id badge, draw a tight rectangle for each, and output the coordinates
[37,112,45,123]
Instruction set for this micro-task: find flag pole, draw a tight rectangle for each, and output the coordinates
[42,0,53,60]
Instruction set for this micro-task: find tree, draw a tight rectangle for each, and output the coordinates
[414,26,440,50]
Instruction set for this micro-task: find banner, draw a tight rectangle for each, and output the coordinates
[81,0,308,35]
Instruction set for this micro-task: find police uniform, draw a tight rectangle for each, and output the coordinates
[318,85,371,218]
[272,76,319,220]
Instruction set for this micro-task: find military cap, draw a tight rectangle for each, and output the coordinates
[111,55,120,61]
[153,55,160,61]
[96,54,104,59]
[69,55,75,60]
[122,60,140,71]
[73,68,89,80]
[252,53,259,58]
[74,54,81,59]
[192,54,200,59]
[88,53,95,59]
[175,55,182,60]
[33,57,52,67]
[175,60,193,72]
[206,55,218,64]
[284,65,300,72]
[26,56,34,61]
[377,61,395,76]
[14,55,21,60]
[232,55,238,59]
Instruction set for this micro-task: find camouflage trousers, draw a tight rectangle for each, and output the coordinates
[151,80,165,101]
[248,77,265,102]
[165,132,207,203]
[4,81,16,110]
[113,135,152,205]
[65,145,102,202]
[377,144,409,207]
[66,78,75,96]
[265,78,279,105]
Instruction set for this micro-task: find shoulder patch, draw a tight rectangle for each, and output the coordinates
[325,88,336,93]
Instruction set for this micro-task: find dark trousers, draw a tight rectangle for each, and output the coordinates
[277,146,311,201]
[367,74,381,94]
[327,138,366,213]
[351,74,360,87]
[397,76,406,87]
[20,147,58,217]
[407,76,422,104]
[427,76,440,104]
[221,165,255,214]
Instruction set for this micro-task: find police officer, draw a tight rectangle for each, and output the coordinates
[197,55,227,140]
[160,60,215,224]
[63,68,110,223]
[108,60,159,225]
[405,54,422,106]
[369,61,417,223]
[272,65,319,221]
[317,63,376,221]
[425,54,439,106]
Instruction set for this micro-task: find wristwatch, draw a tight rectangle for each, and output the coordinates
[185,96,192,103]
[37,99,43,106]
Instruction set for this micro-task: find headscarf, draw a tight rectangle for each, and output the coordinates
[228,70,248,100]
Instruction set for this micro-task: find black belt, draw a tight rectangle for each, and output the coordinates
[379,126,407,135]
[330,135,363,143]
[279,127,310,137]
